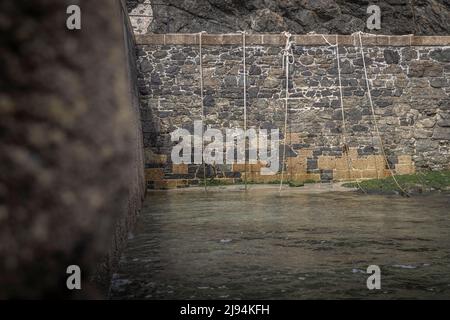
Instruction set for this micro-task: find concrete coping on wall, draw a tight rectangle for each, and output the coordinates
[136,33,450,47]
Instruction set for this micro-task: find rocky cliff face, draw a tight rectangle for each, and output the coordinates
[127,0,449,35]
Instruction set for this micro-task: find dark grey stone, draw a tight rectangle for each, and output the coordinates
[384,49,400,64]
[432,127,450,140]
[151,73,161,85]
[352,125,369,132]
[140,60,153,72]
[249,65,262,75]
[430,48,450,62]
[203,95,215,107]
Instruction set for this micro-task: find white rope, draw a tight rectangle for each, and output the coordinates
[198,31,207,192]
[279,31,295,193]
[237,31,248,190]
[335,36,346,143]
[351,31,414,47]
[334,35,366,193]
[303,32,366,192]
[355,31,409,196]
[307,31,334,47]
[193,31,414,194]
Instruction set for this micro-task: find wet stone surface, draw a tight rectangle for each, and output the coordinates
[110,189,450,299]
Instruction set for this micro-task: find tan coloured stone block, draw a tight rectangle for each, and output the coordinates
[381,169,391,178]
[145,168,165,181]
[246,171,260,182]
[366,155,386,171]
[348,148,359,159]
[261,34,284,45]
[395,164,415,175]
[292,173,321,182]
[249,162,264,173]
[333,170,351,181]
[246,34,264,45]
[165,34,197,45]
[397,155,412,165]
[144,148,167,166]
[232,162,263,173]
[232,163,246,172]
[318,156,336,170]
[361,169,379,179]
[248,172,281,183]
[298,149,313,158]
[172,163,188,175]
[135,34,450,47]
[287,156,307,173]
[335,157,351,170]
[351,158,368,170]
[154,179,189,190]
[288,162,306,174]
[350,170,363,179]
[288,133,303,144]
[288,155,306,165]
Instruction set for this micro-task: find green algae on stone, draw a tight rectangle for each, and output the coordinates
[342,171,450,193]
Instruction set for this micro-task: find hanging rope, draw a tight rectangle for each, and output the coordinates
[355,31,409,197]
[335,35,347,151]
[333,34,366,193]
[279,31,295,193]
[302,33,366,192]
[349,31,414,48]
[237,31,248,191]
[303,32,366,192]
[198,31,207,192]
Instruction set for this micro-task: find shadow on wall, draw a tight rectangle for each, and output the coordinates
[0,0,145,298]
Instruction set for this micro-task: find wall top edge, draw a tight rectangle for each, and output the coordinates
[135,33,450,47]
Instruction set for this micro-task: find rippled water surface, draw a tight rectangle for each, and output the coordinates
[110,187,450,299]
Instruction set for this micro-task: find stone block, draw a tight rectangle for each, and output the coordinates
[333,169,351,181]
[287,156,307,173]
[249,162,264,172]
[335,157,350,170]
[320,169,333,181]
[348,148,359,159]
[361,169,380,179]
[153,179,188,189]
[298,148,313,157]
[248,172,281,183]
[395,164,415,175]
[292,173,321,182]
[384,49,400,64]
[366,155,386,171]
[318,156,336,170]
[408,61,443,77]
[172,163,188,174]
[144,149,167,166]
[397,155,412,164]
[352,158,368,170]
[349,170,363,179]
[288,132,303,144]
[145,168,165,181]
[432,126,450,140]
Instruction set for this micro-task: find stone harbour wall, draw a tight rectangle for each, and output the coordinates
[0,0,145,298]
[135,34,450,189]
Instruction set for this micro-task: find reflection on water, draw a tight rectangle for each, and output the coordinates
[109,187,450,299]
